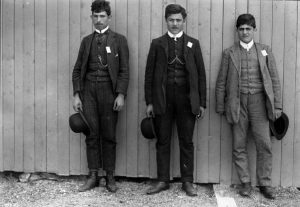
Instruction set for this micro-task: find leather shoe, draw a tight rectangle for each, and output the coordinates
[259,186,275,199]
[78,171,99,192]
[147,181,170,195]
[239,182,251,197]
[106,172,117,193]
[182,182,197,196]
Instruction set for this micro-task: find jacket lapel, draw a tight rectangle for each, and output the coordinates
[159,34,169,58]
[106,29,115,50]
[183,34,189,61]
[229,43,241,75]
[255,43,267,73]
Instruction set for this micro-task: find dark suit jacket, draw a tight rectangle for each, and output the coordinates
[215,42,282,124]
[72,29,129,96]
[144,33,206,115]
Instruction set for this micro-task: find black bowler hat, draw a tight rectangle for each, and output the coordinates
[140,117,157,139]
[69,110,90,136]
[270,112,289,140]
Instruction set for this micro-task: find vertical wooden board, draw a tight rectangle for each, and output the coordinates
[148,0,164,179]
[208,0,223,183]
[69,0,82,175]
[186,0,199,182]
[23,0,35,172]
[195,0,210,183]
[260,0,272,46]
[34,0,47,172]
[293,1,300,187]
[108,0,116,31]
[115,0,128,176]
[57,0,70,175]
[126,0,139,177]
[2,0,14,171]
[137,0,151,177]
[46,0,58,173]
[271,0,285,186]
[0,0,3,171]
[248,0,260,42]
[220,0,235,184]
[281,1,297,187]
[80,0,92,175]
[14,0,24,172]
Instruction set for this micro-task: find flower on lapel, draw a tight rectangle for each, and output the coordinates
[261,50,268,56]
[187,42,193,48]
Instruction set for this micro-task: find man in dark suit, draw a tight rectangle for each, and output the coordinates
[216,14,281,199]
[144,4,206,196]
[72,0,129,193]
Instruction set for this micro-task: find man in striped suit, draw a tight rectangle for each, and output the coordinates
[216,14,282,199]
[72,0,129,193]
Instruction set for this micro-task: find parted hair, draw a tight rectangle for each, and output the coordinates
[165,4,187,20]
[236,13,256,29]
[91,0,111,16]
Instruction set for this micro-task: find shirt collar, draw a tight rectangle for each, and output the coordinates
[240,40,254,51]
[167,31,183,41]
[95,26,109,34]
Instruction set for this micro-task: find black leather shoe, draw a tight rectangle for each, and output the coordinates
[259,186,275,199]
[78,171,99,192]
[182,182,197,197]
[146,181,170,195]
[239,182,251,197]
[106,172,117,193]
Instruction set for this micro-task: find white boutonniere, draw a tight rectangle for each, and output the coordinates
[187,42,193,48]
[261,50,268,56]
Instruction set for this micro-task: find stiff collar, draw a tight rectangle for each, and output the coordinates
[167,31,183,41]
[95,26,109,34]
[240,40,254,51]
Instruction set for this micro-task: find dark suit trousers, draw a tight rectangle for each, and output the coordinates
[82,80,118,171]
[154,83,196,182]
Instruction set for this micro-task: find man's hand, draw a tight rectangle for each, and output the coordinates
[73,93,82,112]
[146,104,155,117]
[113,94,125,111]
[196,106,205,119]
[275,109,282,119]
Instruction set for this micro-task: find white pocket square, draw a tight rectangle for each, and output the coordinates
[261,50,268,56]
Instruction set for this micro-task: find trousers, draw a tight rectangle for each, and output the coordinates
[154,83,196,182]
[232,93,272,186]
[82,80,118,171]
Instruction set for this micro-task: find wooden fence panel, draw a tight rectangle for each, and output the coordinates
[0,0,300,187]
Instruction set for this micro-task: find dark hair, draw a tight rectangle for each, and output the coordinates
[91,0,111,16]
[165,4,187,20]
[236,14,256,29]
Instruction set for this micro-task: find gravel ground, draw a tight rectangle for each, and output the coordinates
[0,172,299,207]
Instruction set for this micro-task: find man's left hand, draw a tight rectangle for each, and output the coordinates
[113,94,125,111]
[275,109,282,119]
[196,106,205,120]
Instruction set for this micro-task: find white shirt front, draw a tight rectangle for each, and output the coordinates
[95,26,109,34]
[240,40,254,51]
[167,31,183,41]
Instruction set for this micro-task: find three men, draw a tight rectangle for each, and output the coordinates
[144,4,207,196]
[216,14,282,199]
[72,0,129,193]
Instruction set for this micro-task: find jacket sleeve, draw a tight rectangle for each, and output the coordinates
[72,38,85,95]
[144,41,156,105]
[215,50,229,113]
[266,46,282,109]
[194,40,207,108]
[116,35,129,96]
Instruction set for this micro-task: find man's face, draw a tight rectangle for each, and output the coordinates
[237,24,256,44]
[91,11,110,31]
[166,13,185,35]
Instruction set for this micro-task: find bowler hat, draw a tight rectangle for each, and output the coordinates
[69,110,90,136]
[140,117,157,139]
[270,112,289,140]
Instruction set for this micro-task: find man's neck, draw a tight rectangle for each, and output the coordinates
[95,26,109,34]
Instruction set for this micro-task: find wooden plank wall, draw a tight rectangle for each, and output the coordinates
[1,0,300,186]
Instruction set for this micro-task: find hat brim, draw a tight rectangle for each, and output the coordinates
[270,112,289,140]
[78,109,91,135]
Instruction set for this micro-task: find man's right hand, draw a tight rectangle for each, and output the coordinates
[146,104,154,117]
[73,93,82,112]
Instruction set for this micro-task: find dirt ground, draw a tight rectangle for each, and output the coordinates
[0,172,299,207]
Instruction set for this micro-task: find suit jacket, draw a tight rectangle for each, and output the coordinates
[144,33,206,115]
[72,29,129,96]
[215,42,282,124]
